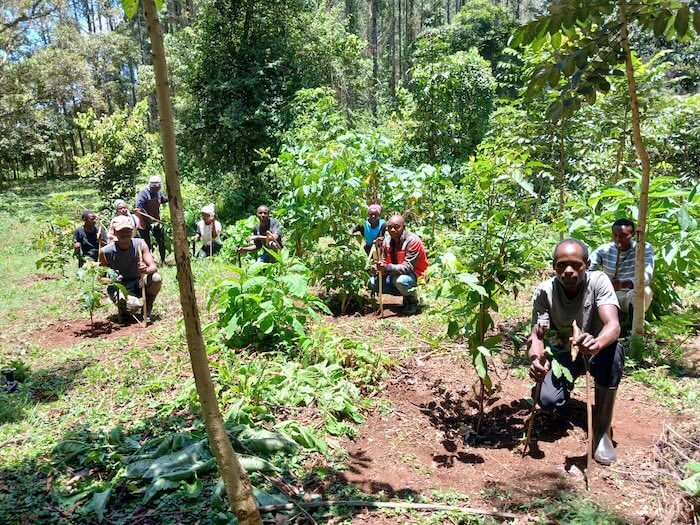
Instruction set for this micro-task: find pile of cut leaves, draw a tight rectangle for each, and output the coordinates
[52,423,322,522]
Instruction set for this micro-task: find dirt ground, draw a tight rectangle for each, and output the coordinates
[329,304,697,524]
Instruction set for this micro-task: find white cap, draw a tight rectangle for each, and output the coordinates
[201,203,215,216]
[148,176,162,184]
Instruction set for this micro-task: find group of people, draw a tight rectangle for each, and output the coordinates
[73,180,655,463]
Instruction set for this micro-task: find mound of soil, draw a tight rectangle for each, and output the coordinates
[30,318,151,349]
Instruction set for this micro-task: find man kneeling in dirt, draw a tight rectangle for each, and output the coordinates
[528,239,622,465]
[368,215,428,315]
[99,216,162,321]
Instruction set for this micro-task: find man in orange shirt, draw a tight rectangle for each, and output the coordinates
[370,215,429,315]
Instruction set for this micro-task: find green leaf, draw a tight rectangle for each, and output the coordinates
[694,9,700,34]
[674,6,690,36]
[91,487,111,522]
[653,11,670,37]
[278,274,308,297]
[679,472,700,496]
[121,0,138,19]
[144,478,179,502]
[155,0,163,10]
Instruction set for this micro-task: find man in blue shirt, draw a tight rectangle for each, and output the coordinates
[349,204,386,255]
[135,176,169,263]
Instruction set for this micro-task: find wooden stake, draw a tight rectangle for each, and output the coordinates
[522,381,542,457]
[138,243,148,326]
[572,320,592,490]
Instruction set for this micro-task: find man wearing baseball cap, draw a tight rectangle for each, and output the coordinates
[134,176,169,263]
[100,215,162,321]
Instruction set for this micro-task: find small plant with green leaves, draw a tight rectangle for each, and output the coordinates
[208,249,330,349]
[310,236,368,314]
[33,194,84,275]
[77,263,127,326]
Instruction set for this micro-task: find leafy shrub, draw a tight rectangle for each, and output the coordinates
[310,236,368,314]
[75,100,161,203]
[410,48,495,163]
[77,263,127,325]
[208,249,329,349]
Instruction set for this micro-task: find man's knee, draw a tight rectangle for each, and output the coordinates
[538,385,568,411]
[592,342,624,389]
[394,274,417,297]
[146,273,162,296]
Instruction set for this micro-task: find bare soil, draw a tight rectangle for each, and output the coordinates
[328,314,696,524]
[29,317,154,349]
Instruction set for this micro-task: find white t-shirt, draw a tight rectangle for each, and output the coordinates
[196,220,222,244]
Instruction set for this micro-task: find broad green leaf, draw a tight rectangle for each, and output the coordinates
[91,487,111,522]
[155,0,163,10]
[121,0,138,19]
[674,6,690,36]
[235,427,298,454]
[144,478,179,502]
[653,11,670,37]
[278,274,308,297]
[694,9,700,34]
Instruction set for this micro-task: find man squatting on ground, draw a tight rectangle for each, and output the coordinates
[99,215,162,319]
[192,204,222,258]
[591,218,654,327]
[135,176,169,263]
[349,204,386,255]
[237,205,283,262]
[74,210,108,267]
[369,215,428,315]
[528,239,622,465]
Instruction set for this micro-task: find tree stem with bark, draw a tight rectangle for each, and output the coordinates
[619,0,651,336]
[141,0,261,522]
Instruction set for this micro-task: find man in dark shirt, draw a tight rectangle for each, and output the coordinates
[237,205,283,263]
[99,215,162,320]
[73,210,108,267]
[134,176,169,263]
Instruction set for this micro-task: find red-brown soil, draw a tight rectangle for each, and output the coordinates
[328,315,695,524]
[29,317,154,349]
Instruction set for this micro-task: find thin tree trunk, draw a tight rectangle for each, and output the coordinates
[390,0,396,96]
[141,1,262,523]
[370,0,379,119]
[397,0,403,80]
[619,0,650,336]
[557,123,566,240]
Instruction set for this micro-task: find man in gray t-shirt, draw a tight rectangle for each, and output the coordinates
[237,205,283,263]
[100,215,162,321]
[528,239,622,465]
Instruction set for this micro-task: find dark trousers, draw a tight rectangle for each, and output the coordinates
[539,342,624,410]
[140,224,166,263]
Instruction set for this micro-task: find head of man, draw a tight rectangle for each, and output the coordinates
[386,215,405,242]
[612,218,635,251]
[82,210,97,229]
[367,204,382,227]
[256,205,270,224]
[553,239,590,291]
[201,204,215,225]
[112,215,134,246]
[148,176,162,193]
[115,200,129,216]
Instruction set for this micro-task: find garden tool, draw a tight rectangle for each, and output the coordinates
[521,312,549,457]
[138,243,148,325]
[371,244,384,317]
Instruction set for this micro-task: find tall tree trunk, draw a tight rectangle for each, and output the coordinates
[446,0,450,24]
[390,0,396,96]
[397,0,403,80]
[619,0,650,337]
[370,0,379,118]
[141,0,262,523]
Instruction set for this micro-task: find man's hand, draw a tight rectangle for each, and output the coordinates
[74,242,81,250]
[138,261,148,274]
[529,352,549,382]
[610,278,621,291]
[573,332,601,356]
[375,260,386,273]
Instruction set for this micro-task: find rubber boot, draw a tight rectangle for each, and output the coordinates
[593,385,617,465]
[145,294,155,319]
[402,295,419,315]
